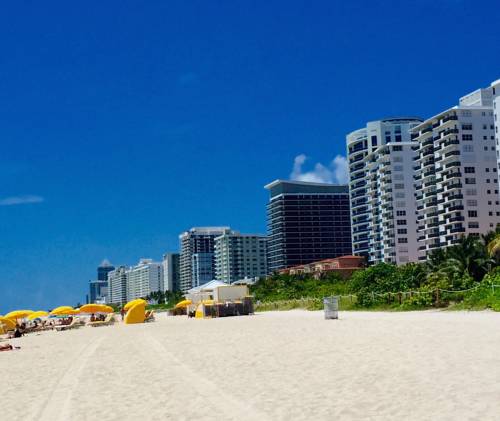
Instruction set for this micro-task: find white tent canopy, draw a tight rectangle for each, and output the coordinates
[187,280,229,295]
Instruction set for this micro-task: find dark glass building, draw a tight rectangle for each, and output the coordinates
[97,259,115,281]
[265,180,352,273]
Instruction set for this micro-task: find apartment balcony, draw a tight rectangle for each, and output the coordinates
[450,227,466,234]
[448,216,465,223]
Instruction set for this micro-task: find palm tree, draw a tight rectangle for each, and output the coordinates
[487,233,500,259]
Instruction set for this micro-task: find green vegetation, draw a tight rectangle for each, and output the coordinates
[252,231,500,312]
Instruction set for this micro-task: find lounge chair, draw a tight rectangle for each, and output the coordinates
[55,318,80,331]
[89,313,115,327]
[145,310,155,322]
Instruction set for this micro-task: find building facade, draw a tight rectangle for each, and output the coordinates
[347,118,422,265]
[88,259,115,303]
[412,86,499,259]
[265,180,352,273]
[126,258,163,301]
[278,255,365,279]
[107,266,128,305]
[162,252,180,292]
[97,259,115,282]
[214,232,268,283]
[179,227,232,292]
[88,280,108,304]
[492,79,500,186]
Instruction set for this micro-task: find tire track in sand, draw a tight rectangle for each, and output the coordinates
[35,336,104,421]
[142,331,270,421]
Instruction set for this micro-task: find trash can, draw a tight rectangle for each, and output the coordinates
[323,296,339,320]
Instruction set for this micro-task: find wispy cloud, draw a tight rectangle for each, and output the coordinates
[0,195,44,206]
[290,154,349,184]
[178,72,198,86]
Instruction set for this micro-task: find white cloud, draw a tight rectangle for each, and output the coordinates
[0,195,44,206]
[290,154,349,185]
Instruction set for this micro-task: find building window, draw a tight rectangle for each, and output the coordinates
[464,167,475,173]
[397,219,407,225]
[398,238,408,244]
[395,135,402,142]
[468,210,478,218]
[462,134,473,141]
[462,124,473,130]
[392,145,402,151]
[466,200,478,206]
[463,145,474,152]
[394,183,405,189]
[396,210,406,216]
[371,135,378,147]
[465,178,476,184]
[397,228,407,234]
[468,222,479,229]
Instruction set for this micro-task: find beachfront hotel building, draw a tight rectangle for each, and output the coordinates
[214,232,268,283]
[162,252,180,292]
[126,258,164,301]
[107,266,128,305]
[346,118,422,265]
[412,85,499,260]
[265,180,352,273]
[492,79,500,186]
[179,227,233,292]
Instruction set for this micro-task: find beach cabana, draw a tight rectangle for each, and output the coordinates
[123,299,147,312]
[123,299,146,324]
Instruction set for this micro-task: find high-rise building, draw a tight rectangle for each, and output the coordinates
[412,85,499,259]
[107,266,128,305]
[179,227,232,292]
[214,232,268,283]
[347,117,423,264]
[88,279,108,304]
[492,79,500,186]
[97,259,115,281]
[126,258,163,301]
[162,252,180,292]
[88,259,115,303]
[265,180,352,273]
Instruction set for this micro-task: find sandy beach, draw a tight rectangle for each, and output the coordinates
[2,310,500,420]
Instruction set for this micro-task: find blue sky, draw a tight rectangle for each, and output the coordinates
[1,0,499,312]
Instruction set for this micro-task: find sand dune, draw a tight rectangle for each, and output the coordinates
[2,310,500,420]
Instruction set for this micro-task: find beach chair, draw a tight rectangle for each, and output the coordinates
[89,313,115,327]
[145,310,155,322]
[55,318,80,331]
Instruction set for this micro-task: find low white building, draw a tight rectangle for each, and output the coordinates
[126,258,163,301]
[107,266,129,305]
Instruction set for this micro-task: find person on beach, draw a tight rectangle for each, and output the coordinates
[90,314,96,322]
[120,307,125,321]
[0,343,18,351]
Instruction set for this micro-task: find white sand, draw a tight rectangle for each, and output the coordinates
[2,310,500,420]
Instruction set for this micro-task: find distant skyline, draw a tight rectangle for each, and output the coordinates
[1,1,499,312]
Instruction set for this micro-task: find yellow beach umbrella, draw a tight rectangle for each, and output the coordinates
[27,311,49,320]
[79,304,113,314]
[50,306,74,315]
[174,299,192,309]
[4,310,34,320]
[0,316,17,331]
[124,299,147,311]
[50,306,78,316]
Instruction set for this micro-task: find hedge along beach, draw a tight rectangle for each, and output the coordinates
[2,310,500,420]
